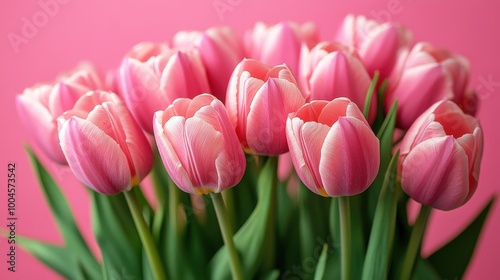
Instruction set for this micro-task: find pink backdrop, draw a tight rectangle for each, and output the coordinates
[1,0,499,279]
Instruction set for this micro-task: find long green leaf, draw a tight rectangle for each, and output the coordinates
[365,100,398,221]
[363,71,380,120]
[209,157,278,280]
[17,236,76,279]
[313,244,329,280]
[427,196,496,278]
[362,150,401,280]
[25,146,100,279]
[91,191,143,279]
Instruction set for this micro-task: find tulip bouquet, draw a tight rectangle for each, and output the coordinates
[15,14,494,280]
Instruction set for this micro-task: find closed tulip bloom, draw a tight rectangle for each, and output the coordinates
[58,91,152,195]
[16,64,104,164]
[244,21,319,76]
[286,98,380,197]
[385,42,471,130]
[153,94,246,194]
[173,26,244,101]
[226,59,306,155]
[119,47,210,133]
[335,14,413,78]
[299,41,376,122]
[399,100,483,210]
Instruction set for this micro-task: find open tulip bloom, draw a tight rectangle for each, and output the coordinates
[15,15,494,280]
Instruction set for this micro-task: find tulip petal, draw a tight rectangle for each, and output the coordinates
[287,117,330,195]
[17,95,66,164]
[59,117,131,194]
[247,78,305,155]
[153,113,192,193]
[402,136,469,210]
[120,58,168,132]
[320,117,379,196]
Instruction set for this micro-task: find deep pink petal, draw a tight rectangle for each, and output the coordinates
[320,117,379,196]
[402,136,469,210]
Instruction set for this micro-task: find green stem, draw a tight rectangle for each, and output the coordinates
[124,190,167,280]
[210,192,245,280]
[400,205,432,280]
[338,196,351,280]
[152,152,167,238]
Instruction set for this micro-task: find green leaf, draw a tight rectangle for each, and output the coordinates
[362,150,401,280]
[363,71,380,120]
[209,157,278,280]
[313,244,329,280]
[91,191,143,280]
[298,184,330,274]
[427,196,496,278]
[412,258,441,280]
[261,270,280,280]
[365,100,398,221]
[276,178,300,271]
[25,146,100,279]
[17,236,76,279]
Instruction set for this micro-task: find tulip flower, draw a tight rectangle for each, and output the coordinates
[153,94,246,194]
[244,21,319,76]
[16,64,104,164]
[299,41,376,122]
[335,14,413,78]
[119,46,210,133]
[385,42,471,130]
[226,59,306,155]
[399,100,483,210]
[286,98,380,197]
[173,26,244,101]
[58,91,152,195]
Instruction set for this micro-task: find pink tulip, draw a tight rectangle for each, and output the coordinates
[226,59,306,155]
[286,98,380,197]
[399,100,483,210]
[153,94,246,194]
[119,46,210,133]
[16,64,104,164]
[335,14,413,78]
[173,26,244,101]
[385,42,471,129]
[58,91,152,195]
[299,41,376,122]
[244,21,319,76]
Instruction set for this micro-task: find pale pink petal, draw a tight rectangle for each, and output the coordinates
[59,117,131,194]
[17,95,66,164]
[286,118,330,195]
[153,112,192,193]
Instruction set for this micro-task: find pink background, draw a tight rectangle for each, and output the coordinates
[1,0,499,279]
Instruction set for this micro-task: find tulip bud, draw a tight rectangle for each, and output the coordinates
[385,42,471,129]
[58,91,152,195]
[16,64,104,164]
[335,14,413,78]
[226,59,306,155]
[173,26,244,101]
[119,46,210,133]
[153,94,246,194]
[299,41,376,122]
[244,21,319,76]
[399,100,483,210]
[286,98,380,197]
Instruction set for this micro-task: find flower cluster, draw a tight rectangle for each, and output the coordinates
[17,14,487,280]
